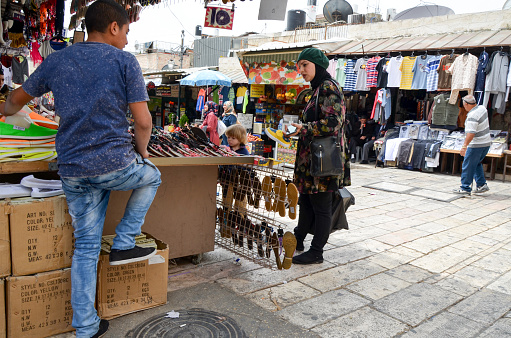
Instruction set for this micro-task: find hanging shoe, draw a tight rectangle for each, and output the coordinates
[282,232,297,269]
[265,128,291,148]
[261,176,273,211]
[287,182,299,220]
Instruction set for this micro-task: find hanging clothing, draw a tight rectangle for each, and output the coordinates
[371,89,384,121]
[506,60,511,102]
[343,59,357,91]
[335,58,347,87]
[376,57,389,88]
[474,51,489,104]
[366,56,381,88]
[411,55,432,90]
[431,93,459,129]
[242,90,249,113]
[424,55,442,92]
[386,56,403,88]
[228,87,235,102]
[12,56,29,84]
[354,58,369,91]
[326,59,337,78]
[30,41,44,66]
[399,56,417,90]
[437,54,458,90]
[196,88,205,112]
[483,51,509,114]
[447,53,478,104]
[236,86,247,109]
[219,86,230,105]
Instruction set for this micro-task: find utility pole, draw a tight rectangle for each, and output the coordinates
[180,30,185,69]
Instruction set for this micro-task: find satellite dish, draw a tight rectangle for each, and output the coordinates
[394,5,454,21]
[323,0,353,23]
[504,0,511,9]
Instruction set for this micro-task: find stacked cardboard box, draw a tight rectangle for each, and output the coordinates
[4,196,74,338]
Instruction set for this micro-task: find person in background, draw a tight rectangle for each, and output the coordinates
[0,1,162,337]
[221,101,237,145]
[225,123,249,155]
[453,94,491,195]
[360,121,391,164]
[286,47,349,265]
[349,113,375,163]
[0,69,9,102]
[200,101,220,145]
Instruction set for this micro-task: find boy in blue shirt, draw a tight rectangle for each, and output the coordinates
[0,1,161,337]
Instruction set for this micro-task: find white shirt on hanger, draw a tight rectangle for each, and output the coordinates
[385,56,403,88]
[2,65,13,87]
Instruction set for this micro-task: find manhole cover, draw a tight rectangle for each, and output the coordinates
[127,308,248,337]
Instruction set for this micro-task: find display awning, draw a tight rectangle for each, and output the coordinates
[218,57,248,84]
[327,29,511,55]
[143,66,217,77]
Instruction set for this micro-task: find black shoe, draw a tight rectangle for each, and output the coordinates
[292,250,323,265]
[350,158,356,163]
[360,160,369,164]
[92,319,109,338]
[109,246,156,265]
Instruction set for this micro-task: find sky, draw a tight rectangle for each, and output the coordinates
[65,0,506,52]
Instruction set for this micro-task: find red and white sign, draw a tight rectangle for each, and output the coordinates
[204,6,234,30]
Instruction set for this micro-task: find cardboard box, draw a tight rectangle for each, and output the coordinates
[97,234,168,319]
[0,279,5,338]
[0,202,10,278]
[6,269,73,338]
[7,196,74,276]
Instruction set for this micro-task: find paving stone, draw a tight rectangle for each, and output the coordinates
[472,248,511,273]
[451,265,501,288]
[357,239,393,253]
[323,244,376,265]
[403,234,455,254]
[364,182,416,193]
[413,222,453,234]
[278,289,370,329]
[346,272,412,300]
[401,312,485,337]
[478,318,511,338]
[373,283,462,326]
[448,289,511,324]
[435,276,478,296]
[450,239,491,255]
[487,270,511,295]
[312,306,409,338]
[410,247,474,273]
[387,245,423,259]
[246,281,321,311]
[468,234,501,246]
[385,264,433,283]
[375,228,430,246]
[367,250,417,269]
[298,260,386,292]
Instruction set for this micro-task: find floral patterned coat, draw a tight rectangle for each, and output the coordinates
[294,78,350,194]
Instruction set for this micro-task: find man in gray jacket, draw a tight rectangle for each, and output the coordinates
[453,95,491,195]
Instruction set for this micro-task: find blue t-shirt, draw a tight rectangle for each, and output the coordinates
[23,42,149,178]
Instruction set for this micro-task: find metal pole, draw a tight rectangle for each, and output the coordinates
[180,30,185,69]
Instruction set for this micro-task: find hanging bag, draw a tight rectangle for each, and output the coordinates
[217,118,227,136]
[308,80,344,177]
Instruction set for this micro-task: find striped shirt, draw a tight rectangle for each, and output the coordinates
[424,55,442,92]
[366,56,381,87]
[465,105,491,148]
[399,56,416,90]
[343,59,357,91]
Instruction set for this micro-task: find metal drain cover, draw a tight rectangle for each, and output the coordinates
[127,308,248,337]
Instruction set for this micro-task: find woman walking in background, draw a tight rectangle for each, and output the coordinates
[286,47,350,265]
[221,101,237,145]
[200,101,220,145]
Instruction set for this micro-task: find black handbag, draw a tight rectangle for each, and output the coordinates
[309,79,344,177]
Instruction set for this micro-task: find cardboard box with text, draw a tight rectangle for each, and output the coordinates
[97,234,168,319]
[0,202,10,278]
[7,196,73,276]
[6,269,73,338]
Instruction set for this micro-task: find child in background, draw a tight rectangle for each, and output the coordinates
[225,124,249,155]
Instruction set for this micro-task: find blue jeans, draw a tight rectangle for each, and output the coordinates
[460,146,489,192]
[61,154,161,337]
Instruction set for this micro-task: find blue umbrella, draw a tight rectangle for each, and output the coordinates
[180,70,232,87]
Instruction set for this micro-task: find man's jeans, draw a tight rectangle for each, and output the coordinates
[61,154,161,338]
[460,146,489,192]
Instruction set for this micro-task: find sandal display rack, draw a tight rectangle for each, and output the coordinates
[216,163,298,269]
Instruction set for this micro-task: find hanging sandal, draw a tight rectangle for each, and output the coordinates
[271,178,282,212]
[271,232,282,270]
[282,232,297,270]
[261,176,273,211]
[287,183,299,220]
[277,179,287,217]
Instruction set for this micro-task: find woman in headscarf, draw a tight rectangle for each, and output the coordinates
[286,47,350,265]
[221,101,237,145]
[200,101,220,145]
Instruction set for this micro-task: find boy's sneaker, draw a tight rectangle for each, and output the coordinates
[473,183,490,194]
[109,246,156,265]
[453,188,471,195]
[92,319,109,338]
[265,128,291,148]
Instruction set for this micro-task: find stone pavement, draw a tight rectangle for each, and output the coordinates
[56,164,511,337]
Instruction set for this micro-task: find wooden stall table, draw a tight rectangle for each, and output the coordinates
[440,149,503,180]
[103,156,255,262]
